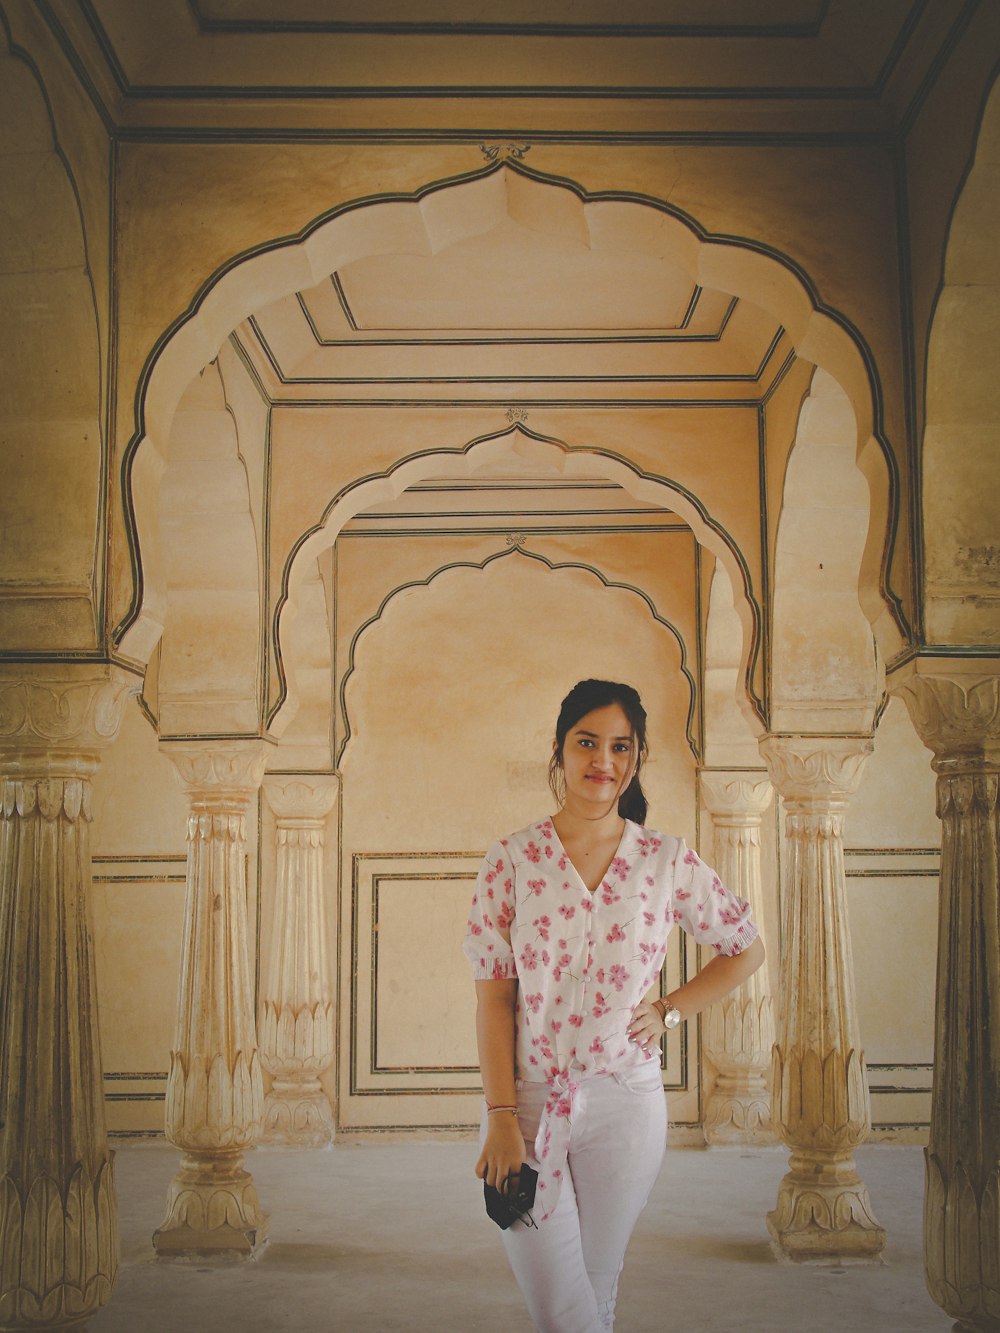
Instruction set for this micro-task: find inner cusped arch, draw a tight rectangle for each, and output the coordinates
[335,543,700,770]
[338,554,701,843]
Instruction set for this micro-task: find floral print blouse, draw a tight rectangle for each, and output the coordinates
[463,816,758,1218]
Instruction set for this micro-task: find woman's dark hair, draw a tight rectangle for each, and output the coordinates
[548,679,649,824]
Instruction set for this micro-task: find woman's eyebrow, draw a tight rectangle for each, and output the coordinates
[572,728,633,741]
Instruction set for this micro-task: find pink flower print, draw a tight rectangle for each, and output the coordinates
[608,963,629,991]
[714,877,725,897]
[559,904,576,920]
[534,914,552,940]
[544,843,554,859]
[557,938,568,950]
[606,923,626,943]
[524,991,544,1013]
[699,921,710,932]
[526,841,542,864]
[469,922,482,936]
[639,890,648,902]
[595,967,606,984]
[541,949,550,967]
[490,958,508,980]
[672,909,683,922]
[592,992,609,1019]
[675,888,691,900]
[600,883,621,906]
[568,1013,584,1028]
[551,951,572,982]
[611,856,629,881]
[581,898,593,913]
[558,854,568,871]
[551,1020,562,1033]
[684,849,699,866]
[645,875,655,887]
[496,901,514,931]
[554,994,564,1006]
[528,878,546,897]
[529,1053,539,1066]
[589,1037,605,1055]
[639,941,659,965]
[643,910,655,927]
[520,943,539,970]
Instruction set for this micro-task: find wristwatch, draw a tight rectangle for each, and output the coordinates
[659,1001,682,1031]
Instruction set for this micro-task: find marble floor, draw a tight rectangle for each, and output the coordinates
[90,1138,952,1333]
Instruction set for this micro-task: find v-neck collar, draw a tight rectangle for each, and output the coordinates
[546,817,631,897]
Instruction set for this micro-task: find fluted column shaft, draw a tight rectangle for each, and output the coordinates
[701,771,777,1145]
[0,668,131,1331]
[154,741,268,1257]
[896,668,1000,1329]
[760,734,886,1261]
[259,777,339,1146]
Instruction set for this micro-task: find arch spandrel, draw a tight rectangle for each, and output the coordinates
[0,44,104,652]
[922,74,1000,650]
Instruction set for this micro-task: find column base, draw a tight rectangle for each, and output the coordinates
[703,1083,778,1146]
[767,1158,886,1262]
[153,1153,267,1258]
[0,1162,117,1331]
[258,1086,335,1148]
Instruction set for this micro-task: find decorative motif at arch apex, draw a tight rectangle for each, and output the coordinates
[114,159,902,671]
[335,543,700,769]
[269,423,763,743]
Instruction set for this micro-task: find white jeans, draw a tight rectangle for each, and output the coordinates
[487,1065,667,1333]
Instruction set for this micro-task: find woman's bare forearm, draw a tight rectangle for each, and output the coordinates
[474,978,519,1106]
[667,936,765,1018]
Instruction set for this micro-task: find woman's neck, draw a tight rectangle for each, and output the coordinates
[553,801,624,845]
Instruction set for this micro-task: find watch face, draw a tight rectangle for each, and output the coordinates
[663,1007,681,1030]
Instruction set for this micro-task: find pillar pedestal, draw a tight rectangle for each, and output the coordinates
[701,771,777,1145]
[258,776,339,1147]
[154,741,268,1258]
[0,667,132,1330]
[895,666,1000,1330]
[760,734,886,1262]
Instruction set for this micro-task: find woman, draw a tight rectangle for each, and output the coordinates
[463,679,765,1333]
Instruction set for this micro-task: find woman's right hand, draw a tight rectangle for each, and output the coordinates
[475,1112,526,1191]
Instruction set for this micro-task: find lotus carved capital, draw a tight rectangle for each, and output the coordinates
[759,734,872,805]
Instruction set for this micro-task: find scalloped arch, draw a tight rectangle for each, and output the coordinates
[114,159,903,702]
[268,422,762,742]
[336,542,700,768]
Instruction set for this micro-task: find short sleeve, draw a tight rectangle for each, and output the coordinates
[671,840,758,957]
[463,840,518,981]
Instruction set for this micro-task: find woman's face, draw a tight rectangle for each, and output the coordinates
[557,702,637,813]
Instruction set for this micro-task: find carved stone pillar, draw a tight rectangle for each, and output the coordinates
[0,667,132,1330]
[760,734,886,1261]
[154,740,268,1257]
[258,776,339,1146]
[700,770,777,1145]
[894,666,1000,1328]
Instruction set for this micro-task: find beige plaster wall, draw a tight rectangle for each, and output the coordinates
[844,696,939,1134]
